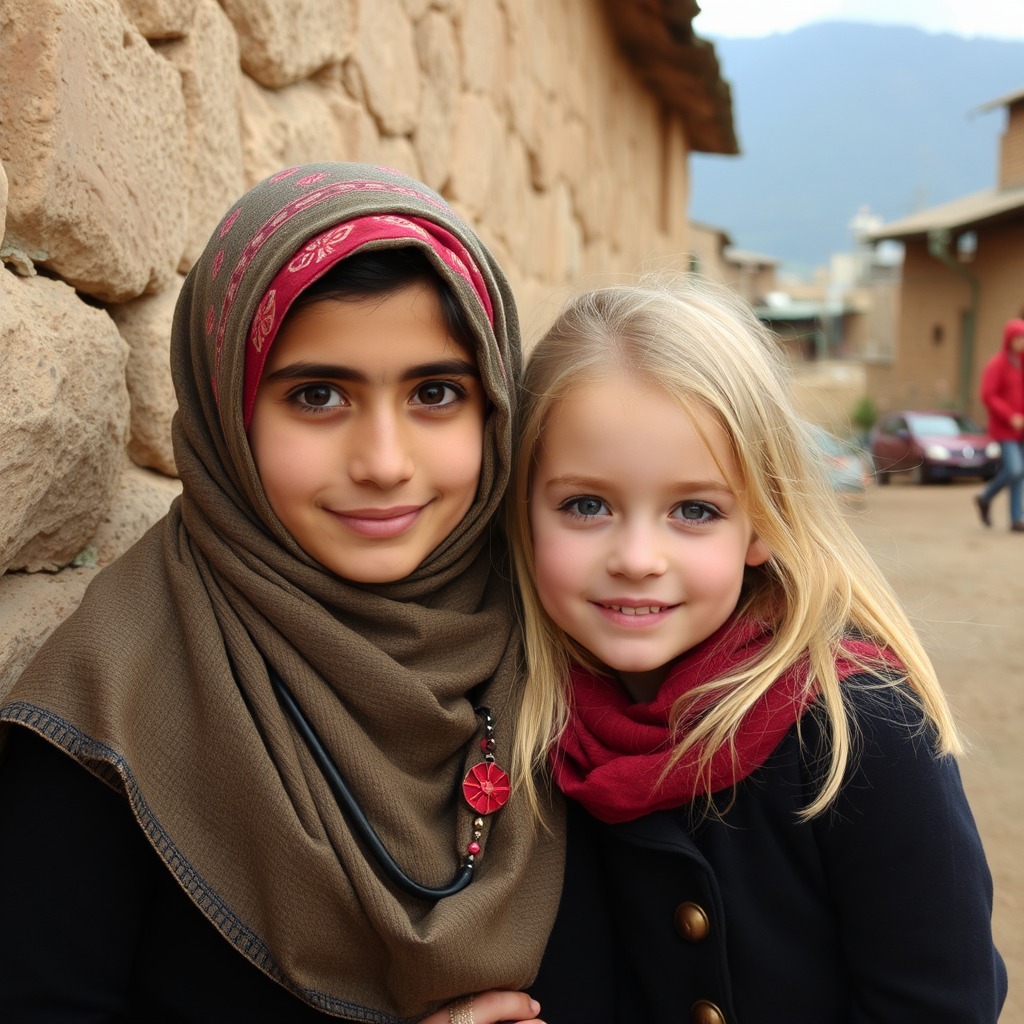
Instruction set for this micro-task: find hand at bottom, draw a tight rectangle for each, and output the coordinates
[422,989,544,1024]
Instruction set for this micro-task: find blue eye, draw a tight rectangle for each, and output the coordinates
[672,501,720,522]
[563,496,609,518]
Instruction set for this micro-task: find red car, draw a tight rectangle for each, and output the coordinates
[870,411,1001,484]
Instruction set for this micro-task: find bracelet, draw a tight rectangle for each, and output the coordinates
[449,994,475,1024]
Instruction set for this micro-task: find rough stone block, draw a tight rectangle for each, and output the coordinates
[487,129,531,264]
[218,0,355,89]
[326,89,382,163]
[158,0,245,270]
[562,0,591,119]
[527,90,562,193]
[413,11,460,191]
[240,75,344,188]
[560,114,588,206]
[523,183,580,284]
[91,461,183,566]
[504,42,537,155]
[526,0,557,97]
[518,280,565,350]
[0,161,7,247]
[556,182,583,281]
[0,271,130,574]
[0,463,181,698]
[447,93,502,220]
[0,0,188,302]
[110,275,183,477]
[402,0,431,20]
[458,0,505,101]
[377,136,422,183]
[0,568,93,699]
[118,0,197,38]
[525,189,556,281]
[339,57,365,104]
[354,0,421,136]
[574,141,610,247]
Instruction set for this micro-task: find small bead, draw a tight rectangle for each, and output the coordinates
[472,830,482,840]
[468,841,481,855]
[473,817,484,829]
[466,854,475,864]
[481,737,496,753]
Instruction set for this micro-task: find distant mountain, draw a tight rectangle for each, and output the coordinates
[689,22,1024,271]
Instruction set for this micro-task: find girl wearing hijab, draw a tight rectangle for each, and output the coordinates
[0,164,562,1023]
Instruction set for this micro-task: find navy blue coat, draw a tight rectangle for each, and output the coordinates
[531,678,1006,1024]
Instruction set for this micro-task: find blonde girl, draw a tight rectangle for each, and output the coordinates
[515,278,1005,1023]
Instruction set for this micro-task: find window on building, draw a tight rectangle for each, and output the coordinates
[956,231,977,262]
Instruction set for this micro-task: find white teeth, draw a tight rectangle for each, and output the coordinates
[609,605,662,615]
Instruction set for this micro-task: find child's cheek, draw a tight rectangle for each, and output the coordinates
[255,430,326,520]
[440,423,484,505]
[531,523,590,620]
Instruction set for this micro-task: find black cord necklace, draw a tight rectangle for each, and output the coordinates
[267,664,509,902]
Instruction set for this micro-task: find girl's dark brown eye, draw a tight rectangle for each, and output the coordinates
[291,384,343,410]
[302,385,335,407]
[412,382,460,407]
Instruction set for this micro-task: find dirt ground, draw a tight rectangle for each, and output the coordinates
[844,476,1023,1019]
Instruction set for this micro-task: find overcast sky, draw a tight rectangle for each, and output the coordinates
[693,0,1024,42]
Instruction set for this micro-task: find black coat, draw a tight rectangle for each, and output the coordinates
[532,678,1006,1024]
[0,727,336,1022]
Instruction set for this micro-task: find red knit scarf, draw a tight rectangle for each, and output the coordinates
[550,617,894,824]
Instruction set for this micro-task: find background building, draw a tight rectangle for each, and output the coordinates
[868,85,1024,421]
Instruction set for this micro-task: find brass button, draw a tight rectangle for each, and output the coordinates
[675,901,710,942]
[691,999,726,1024]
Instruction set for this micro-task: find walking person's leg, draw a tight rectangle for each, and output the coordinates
[1003,440,1024,529]
[976,448,1011,526]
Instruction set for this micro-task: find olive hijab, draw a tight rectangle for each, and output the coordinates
[0,164,564,1020]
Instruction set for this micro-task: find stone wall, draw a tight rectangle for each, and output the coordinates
[0,0,709,694]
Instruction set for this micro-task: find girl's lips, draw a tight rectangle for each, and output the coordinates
[591,600,678,628]
[330,505,425,538]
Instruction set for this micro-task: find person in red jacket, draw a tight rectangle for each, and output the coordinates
[976,318,1024,530]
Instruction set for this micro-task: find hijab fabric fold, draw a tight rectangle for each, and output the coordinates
[0,163,563,1021]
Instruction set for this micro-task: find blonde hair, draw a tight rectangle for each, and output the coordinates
[509,276,961,821]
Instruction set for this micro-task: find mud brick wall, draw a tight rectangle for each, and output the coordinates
[0,0,696,693]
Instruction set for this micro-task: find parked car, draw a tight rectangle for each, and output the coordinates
[870,411,1000,484]
[810,426,874,496]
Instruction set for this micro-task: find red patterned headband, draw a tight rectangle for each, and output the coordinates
[242,214,496,429]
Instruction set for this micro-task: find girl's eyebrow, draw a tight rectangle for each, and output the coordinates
[264,358,480,385]
[547,474,732,495]
[401,358,480,381]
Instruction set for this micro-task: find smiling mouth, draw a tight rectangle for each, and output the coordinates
[597,602,677,616]
[330,504,427,538]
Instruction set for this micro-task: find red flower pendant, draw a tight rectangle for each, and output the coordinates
[462,762,510,815]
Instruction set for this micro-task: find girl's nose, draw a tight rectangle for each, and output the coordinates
[606,524,668,579]
[347,408,415,489]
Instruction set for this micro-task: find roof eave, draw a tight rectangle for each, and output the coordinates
[869,188,1024,242]
[975,84,1024,115]
[603,0,739,155]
